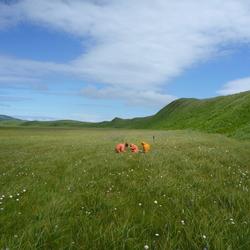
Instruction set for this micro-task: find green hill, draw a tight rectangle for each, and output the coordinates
[1,91,250,138]
[0,115,24,126]
[98,91,250,138]
[0,118,94,128]
[144,91,250,136]
[20,120,94,128]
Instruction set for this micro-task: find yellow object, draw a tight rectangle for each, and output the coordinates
[141,142,150,153]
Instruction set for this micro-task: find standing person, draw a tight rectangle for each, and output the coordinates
[141,142,150,153]
[115,143,128,153]
[130,143,139,153]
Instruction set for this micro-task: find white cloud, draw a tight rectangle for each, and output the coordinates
[0,55,73,77]
[14,115,57,121]
[13,113,112,122]
[0,76,38,83]
[69,112,112,122]
[1,0,250,106]
[81,86,176,107]
[0,95,31,102]
[0,75,49,90]
[217,77,250,95]
[0,1,22,29]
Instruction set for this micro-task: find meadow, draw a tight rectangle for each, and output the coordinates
[0,128,249,249]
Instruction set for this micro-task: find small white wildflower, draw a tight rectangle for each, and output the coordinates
[155,233,160,237]
[144,245,149,249]
[202,235,206,239]
[23,189,26,193]
[154,200,158,204]
[16,198,19,201]
[138,203,142,206]
[14,235,18,238]
[181,220,185,225]
[9,195,13,198]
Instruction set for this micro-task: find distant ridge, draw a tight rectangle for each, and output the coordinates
[0,115,21,121]
[1,91,250,139]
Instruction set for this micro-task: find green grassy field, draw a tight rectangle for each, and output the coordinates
[0,128,250,249]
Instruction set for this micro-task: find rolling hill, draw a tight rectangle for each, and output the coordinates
[99,91,250,139]
[0,115,24,126]
[1,91,250,138]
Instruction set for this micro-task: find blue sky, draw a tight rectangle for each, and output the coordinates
[0,0,250,121]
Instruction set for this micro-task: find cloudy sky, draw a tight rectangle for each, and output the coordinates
[0,0,250,121]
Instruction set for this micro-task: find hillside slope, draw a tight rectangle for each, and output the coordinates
[1,91,249,138]
[98,91,250,138]
[0,115,23,126]
[148,91,250,136]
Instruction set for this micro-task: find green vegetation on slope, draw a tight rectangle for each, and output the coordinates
[1,91,249,138]
[20,120,94,128]
[146,91,250,136]
[0,128,249,249]
[0,119,94,128]
[98,91,250,138]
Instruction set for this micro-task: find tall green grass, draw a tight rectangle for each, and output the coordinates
[0,128,249,249]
